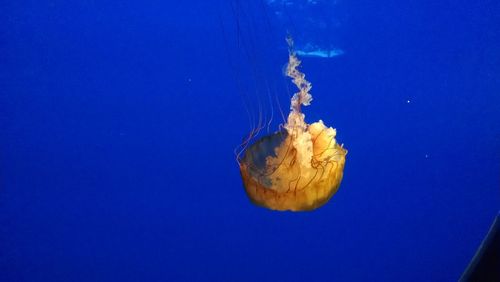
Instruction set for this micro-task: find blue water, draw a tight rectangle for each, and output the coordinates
[1,1,499,281]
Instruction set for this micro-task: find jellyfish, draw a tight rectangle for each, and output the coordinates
[237,37,347,211]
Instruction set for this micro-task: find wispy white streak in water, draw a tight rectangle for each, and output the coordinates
[296,48,344,58]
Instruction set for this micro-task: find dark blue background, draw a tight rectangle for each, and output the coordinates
[1,1,499,281]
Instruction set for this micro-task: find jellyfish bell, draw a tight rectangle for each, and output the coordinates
[239,123,347,211]
[237,37,347,211]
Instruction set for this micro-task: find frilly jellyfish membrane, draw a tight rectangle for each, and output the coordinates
[236,36,347,211]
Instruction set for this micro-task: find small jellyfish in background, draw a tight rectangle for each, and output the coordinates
[237,36,347,211]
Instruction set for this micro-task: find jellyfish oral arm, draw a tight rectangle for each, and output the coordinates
[283,36,313,135]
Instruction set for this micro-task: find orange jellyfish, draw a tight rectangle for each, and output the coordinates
[237,37,347,211]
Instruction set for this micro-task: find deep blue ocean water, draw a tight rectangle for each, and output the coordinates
[1,1,499,281]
